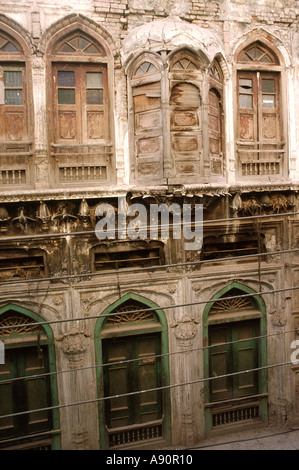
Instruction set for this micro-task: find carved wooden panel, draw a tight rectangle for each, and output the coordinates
[58,111,77,140]
[4,111,25,141]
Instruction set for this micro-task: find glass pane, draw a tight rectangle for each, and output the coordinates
[262,79,275,93]
[239,94,253,109]
[5,89,23,105]
[1,42,18,52]
[57,70,75,87]
[60,43,75,53]
[262,94,275,108]
[69,36,79,49]
[86,72,103,88]
[239,78,252,93]
[84,44,98,54]
[4,71,22,87]
[79,37,90,50]
[58,88,75,104]
[260,53,272,63]
[86,89,103,104]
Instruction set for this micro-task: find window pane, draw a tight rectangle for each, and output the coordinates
[262,94,275,108]
[57,71,75,87]
[60,43,75,53]
[1,42,18,52]
[86,72,102,88]
[86,89,103,104]
[5,89,23,105]
[239,78,252,93]
[262,79,275,93]
[79,37,90,50]
[239,94,253,109]
[58,88,75,104]
[84,44,98,54]
[4,71,22,88]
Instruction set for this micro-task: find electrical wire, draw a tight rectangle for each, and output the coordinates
[0,358,295,421]
[0,326,296,385]
[0,246,297,287]
[0,209,298,243]
[0,284,299,330]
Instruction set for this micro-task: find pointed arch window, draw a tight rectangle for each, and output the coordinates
[48,28,112,186]
[0,30,33,188]
[0,306,60,449]
[203,284,267,433]
[236,40,284,178]
[95,294,170,449]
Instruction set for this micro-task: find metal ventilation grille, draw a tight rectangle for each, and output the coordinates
[212,404,259,427]
[109,422,163,448]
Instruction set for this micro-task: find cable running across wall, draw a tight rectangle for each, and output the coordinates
[0,358,295,421]
[0,326,297,385]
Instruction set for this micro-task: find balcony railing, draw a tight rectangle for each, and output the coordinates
[237,141,285,177]
[0,142,33,188]
[51,143,112,186]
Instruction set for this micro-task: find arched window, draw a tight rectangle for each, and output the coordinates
[95,293,170,449]
[236,40,284,178]
[0,29,33,188]
[203,283,267,433]
[0,305,60,449]
[47,28,113,186]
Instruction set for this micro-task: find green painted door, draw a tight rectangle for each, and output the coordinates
[0,346,52,441]
[209,320,259,402]
[103,333,162,429]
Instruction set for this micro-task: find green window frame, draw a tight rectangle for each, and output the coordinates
[95,293,171,449]
[203,282,268,434]
[0,305,60,450]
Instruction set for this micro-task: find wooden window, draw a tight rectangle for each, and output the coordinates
[92,241,164,271]
[0,345,53,445]
[0,66,27,143]
[236,42,283,177]
[103,332,162,434]
[0,249,46,281]
[52,63,108,144]
[209,319,259,402]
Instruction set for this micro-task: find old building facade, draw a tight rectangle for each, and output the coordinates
[0,0,298,450]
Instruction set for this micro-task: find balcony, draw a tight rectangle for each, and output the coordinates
[51,143,113,186]
[0,142,33,189]
[237,141,285,178]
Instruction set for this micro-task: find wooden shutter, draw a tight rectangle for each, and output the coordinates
[208,89,222,175]
[209,320,259,402]
[103,333,162,429]
[0,346,52,440]
[170,83,201,178]
[133,81,163,179]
